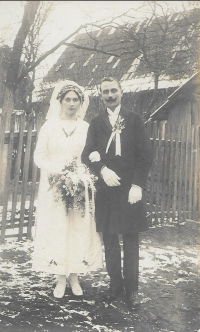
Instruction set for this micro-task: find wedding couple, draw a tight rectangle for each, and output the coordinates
[32,77,153,310]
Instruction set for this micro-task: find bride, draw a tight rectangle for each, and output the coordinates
[32,80,103,299]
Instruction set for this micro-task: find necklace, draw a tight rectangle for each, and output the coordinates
[62,126,76,138]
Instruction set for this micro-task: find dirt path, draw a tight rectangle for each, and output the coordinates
[0,221,199,332]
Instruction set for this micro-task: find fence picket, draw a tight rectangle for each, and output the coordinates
[172,127,180,222]
[0,114,15,241]
[192,127,198,220]
[183,128,189,220]
[18,115,34,240]
[187,130,193,219]
[156,138,165,224]
[10,114,26,227]
[188,128,194,220]
[160,138,168,223]
[147,138,155,225]
[27,115,43,238]
[177,127,185,221]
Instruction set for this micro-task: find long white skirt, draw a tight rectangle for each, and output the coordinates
[32,171,103,275]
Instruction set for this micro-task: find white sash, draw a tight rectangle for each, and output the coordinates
[106,130,121,156]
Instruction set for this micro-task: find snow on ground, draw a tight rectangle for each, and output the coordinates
[0,221,199,332]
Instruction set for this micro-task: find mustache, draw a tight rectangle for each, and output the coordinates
[105,98,116,101]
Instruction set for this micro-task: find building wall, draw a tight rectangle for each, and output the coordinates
[167,99,192,126]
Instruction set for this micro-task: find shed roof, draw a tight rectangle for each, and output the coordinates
[148,72,199,121]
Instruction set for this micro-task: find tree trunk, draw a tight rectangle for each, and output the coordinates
[0,1,40,204]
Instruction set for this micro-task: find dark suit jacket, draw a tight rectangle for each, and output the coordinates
[81,106,153,234]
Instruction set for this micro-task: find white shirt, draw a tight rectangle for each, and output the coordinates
[107,105,121,127]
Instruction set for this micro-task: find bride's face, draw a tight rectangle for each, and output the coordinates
[60,90,81,118]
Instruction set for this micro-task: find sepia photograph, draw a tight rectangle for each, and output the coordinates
[0,1,199,331]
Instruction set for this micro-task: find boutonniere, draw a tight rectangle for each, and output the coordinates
[106,115,125,156]
[112,115,125,134]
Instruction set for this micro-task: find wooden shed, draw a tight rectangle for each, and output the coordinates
[147,72,200,140]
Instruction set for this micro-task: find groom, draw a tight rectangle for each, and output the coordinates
[81,77,153,309]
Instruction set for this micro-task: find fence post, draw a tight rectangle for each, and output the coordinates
[18,114,34,240]
[0,114,16,242]
[10,114,26,228]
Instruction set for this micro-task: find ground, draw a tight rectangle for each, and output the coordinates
[0,221,199,332]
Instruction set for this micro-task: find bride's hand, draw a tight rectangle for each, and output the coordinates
[89,151,101,162]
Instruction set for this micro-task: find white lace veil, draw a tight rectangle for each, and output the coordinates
[46,80,89,120]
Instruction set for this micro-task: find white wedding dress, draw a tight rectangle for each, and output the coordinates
[32,118,103,275]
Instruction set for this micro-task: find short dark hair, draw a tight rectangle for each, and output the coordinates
[100,76,122,91]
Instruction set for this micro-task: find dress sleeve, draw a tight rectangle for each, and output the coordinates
[34,121,63,174]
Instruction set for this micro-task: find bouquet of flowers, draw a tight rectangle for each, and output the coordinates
[48,159,97,217]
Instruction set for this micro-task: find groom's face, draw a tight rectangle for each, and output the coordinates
[100,80,122,111]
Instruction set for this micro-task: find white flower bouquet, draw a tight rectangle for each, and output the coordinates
[48,159,97,216]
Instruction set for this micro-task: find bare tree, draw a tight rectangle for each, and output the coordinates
[18,2,54,113]
[88,1,200,116]
[0,1,123,201]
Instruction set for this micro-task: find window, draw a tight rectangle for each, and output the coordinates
[68,63,75,69]
[92,65,98,72]
[83,54,94,66]
[112,59,120,69]
[107,55,115,63]
[108,27,116,35]
[121,56,142,80]
[88,78,93,85]
[135,21,142,33]
[55,65,62,72]
[96,30,102,37]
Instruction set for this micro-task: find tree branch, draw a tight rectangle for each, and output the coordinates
[64,42,119,57]
[16,22,121,83]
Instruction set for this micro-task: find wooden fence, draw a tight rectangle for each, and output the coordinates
[146,121,199,225]
[0,113,43,242]
[0,113,199,241]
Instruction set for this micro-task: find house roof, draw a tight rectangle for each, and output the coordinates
[147,72,199,121]
[35,8,200,103]
[34,10,200,110]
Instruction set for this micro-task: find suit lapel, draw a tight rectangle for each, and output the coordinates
[119,106,127,119]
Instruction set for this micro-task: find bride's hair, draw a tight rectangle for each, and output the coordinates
[46,80,89,120]
[57,85,85,104]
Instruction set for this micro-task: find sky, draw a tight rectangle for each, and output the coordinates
[0,1,194,91]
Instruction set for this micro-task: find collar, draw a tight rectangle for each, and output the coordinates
[107,104,121,116]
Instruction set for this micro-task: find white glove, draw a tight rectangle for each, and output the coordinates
[128,185,142,204]
[101,167,121,186]
[89,151,101,162]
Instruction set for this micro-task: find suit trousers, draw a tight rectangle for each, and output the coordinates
[102,232,139,293]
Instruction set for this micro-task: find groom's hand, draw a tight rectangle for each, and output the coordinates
[128,185,142,204]
[101,167,121,186]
